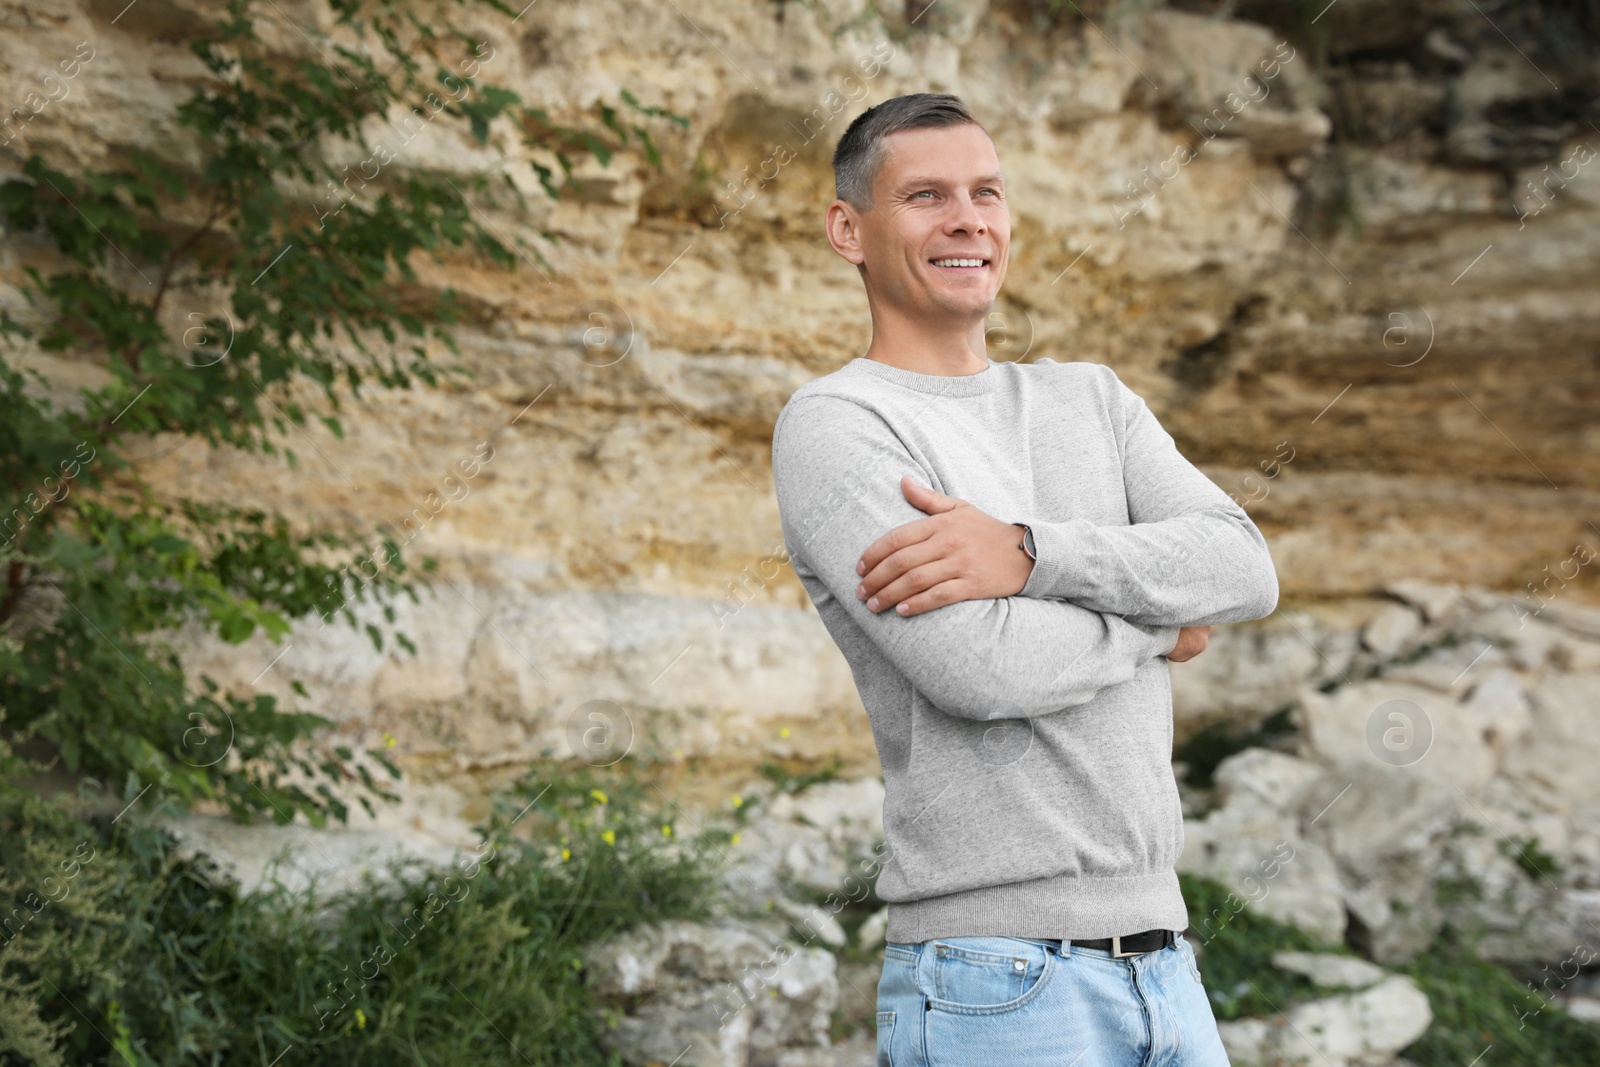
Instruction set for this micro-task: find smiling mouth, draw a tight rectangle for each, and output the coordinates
[929,257,989,270]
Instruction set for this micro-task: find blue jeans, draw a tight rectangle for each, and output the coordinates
[876,934,1232,1066]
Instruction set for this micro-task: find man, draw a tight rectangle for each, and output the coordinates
[768,93,1279,1065]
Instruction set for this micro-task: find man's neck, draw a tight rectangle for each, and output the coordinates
[863,349,991,376]
[862,314,992,377]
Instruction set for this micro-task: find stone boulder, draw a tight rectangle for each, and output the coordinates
[1179,748,1347,945]
[1503,671,1600,813]
[1170,612,1351,728]
[1299,765,1460,964]
[1360,602,1424,659]
[1297,680,1497,795]
[1270,951,1388,990]
[1220,953,1432,1067]
[583,918,840,1067]
[719,777,886,900]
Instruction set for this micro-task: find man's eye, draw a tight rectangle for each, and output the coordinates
[912,190,934,198]
[978,188,999,197]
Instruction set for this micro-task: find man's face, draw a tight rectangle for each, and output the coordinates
[842,123,1010,322]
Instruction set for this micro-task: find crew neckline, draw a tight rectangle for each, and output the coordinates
[848,355,1001,396]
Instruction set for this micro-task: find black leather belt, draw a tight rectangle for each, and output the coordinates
[1061,928,1177,958]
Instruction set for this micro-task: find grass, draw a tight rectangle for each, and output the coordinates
[1400,946,1600,1067]
[1180,871,1341,1019]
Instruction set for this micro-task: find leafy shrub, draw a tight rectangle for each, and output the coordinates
[0,753,727,1066]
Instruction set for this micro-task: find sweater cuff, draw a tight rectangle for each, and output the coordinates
[1150,623,1182,658]
[1016,517,1093,601]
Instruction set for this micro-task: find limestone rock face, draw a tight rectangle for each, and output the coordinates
[7,0,1596,780]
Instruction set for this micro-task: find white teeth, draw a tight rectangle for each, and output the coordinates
[932,258,985,268]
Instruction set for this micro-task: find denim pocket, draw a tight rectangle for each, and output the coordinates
[875,1009,896,1067]
[927,936,1053,1015]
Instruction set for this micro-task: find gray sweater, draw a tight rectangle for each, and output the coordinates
[769,355,1279,942]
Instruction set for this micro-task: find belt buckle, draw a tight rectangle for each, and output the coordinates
[1110,934,1139,959]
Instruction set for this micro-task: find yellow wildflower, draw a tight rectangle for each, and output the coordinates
[561,848,571,861]
[589,788,609,805]
[602,829,616,846]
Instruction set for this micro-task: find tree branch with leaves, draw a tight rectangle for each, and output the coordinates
[0,0,686,826]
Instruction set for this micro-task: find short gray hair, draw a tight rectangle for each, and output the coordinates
[832,93,985,210]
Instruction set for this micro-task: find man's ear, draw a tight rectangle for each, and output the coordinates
[825,199,867,267]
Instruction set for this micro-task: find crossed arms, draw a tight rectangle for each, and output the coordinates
[770,370,1278,723]
[854,367,1280,628]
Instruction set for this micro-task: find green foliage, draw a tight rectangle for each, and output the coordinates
[1400,947,1600,1066]
[1500,834,1563,881]
[0,0,686,826]
[1434,870,1485,909]
[758,751,845,795]
[1178,871,1334,1019]
[0,755,726,1066]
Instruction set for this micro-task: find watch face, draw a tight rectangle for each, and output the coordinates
[1023,527,1037,560]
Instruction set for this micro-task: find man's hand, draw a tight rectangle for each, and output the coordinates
[853,474,1034,616]
[1165,626,1211,662]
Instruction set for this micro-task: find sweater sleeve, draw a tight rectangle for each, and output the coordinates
[1014,365,1280,627]
[772,393,1181,722]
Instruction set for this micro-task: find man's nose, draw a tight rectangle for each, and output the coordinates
[944,192,986,234]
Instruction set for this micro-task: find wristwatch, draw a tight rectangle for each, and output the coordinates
[1015,524,1038,562]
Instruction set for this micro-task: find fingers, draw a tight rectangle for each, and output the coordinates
[857,555,960,616]
[856,516,936,578]
[858,530,943,600]
[899,473,955,507]
[863,575,964,617]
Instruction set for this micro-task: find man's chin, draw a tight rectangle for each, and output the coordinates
[929,293,999,319]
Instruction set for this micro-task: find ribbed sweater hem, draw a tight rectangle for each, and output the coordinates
[883,868,1190,944]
